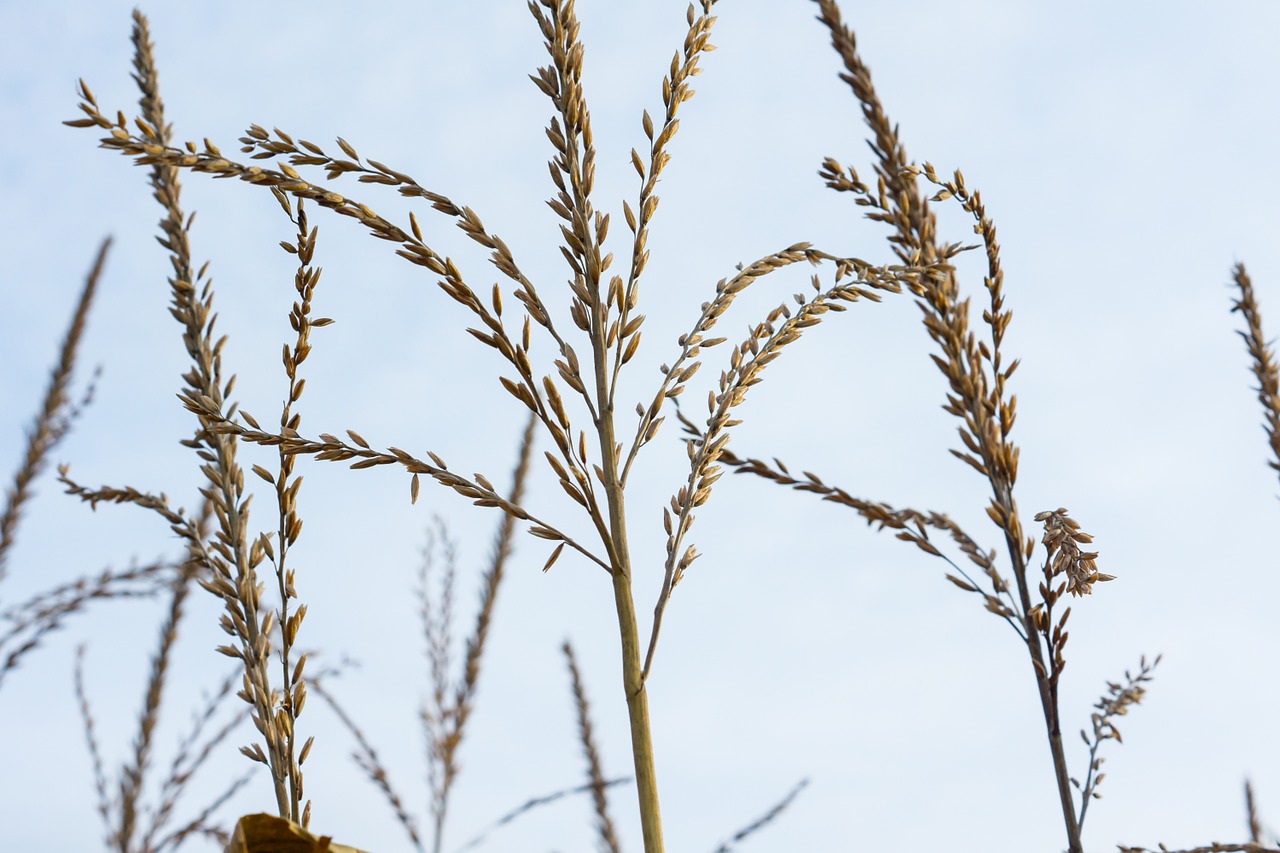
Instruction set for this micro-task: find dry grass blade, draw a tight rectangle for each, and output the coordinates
[70,7,962,853]
[0,560,169,688]
[455,778,632,853]
[1247,780,1264,844]
[58,10,307,823]
[75,644,113,840]
[709,778,808,853]
[1116,840,1280,845]
[0,236,108,585]
[676,419,1025,636]
[1230,263,1280,486]
[176,403,609,574]
[563,641,621,853]
[309,678,424,852]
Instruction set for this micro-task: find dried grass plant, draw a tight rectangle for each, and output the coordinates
[676,2,1280,852]
[695,5,1138,849]
[59,8,325,834]
[3,0,1275,850]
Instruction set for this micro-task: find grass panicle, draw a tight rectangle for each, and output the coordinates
[59,9,312,826]
[68,5,934,847]
[0,237,107,586]
[10,1,1268,850]
[700,3,1157,851]
[1073,654,1160,831]
[1230,263,1280,487]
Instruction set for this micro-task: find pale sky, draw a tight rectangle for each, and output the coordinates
[2,2,1278,852]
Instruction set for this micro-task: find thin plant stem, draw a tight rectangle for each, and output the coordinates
[0,236,108,585]
[563,641,622,853]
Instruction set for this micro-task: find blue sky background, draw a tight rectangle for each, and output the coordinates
[2,1,1278,851]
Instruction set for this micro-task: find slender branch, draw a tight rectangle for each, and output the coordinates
[1121,840,1280,845]
[74,645,113,843]
[0,236,108,584]
[1246,779,1264,845]
[0,561,169,688]
[180,402,609,574]
[644,261,932,679]
[678,430,1025,637]
[563,641,621,853]
[455,778,632,853]
[309,678,424,852]
[117,500,209,851]
[1074,654,1159,831]
[709,778,808,853]
[144,666,243,850]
